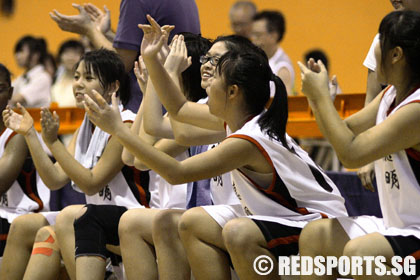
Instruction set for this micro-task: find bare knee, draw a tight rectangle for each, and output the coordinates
[118,209,147,239]
[343,238,368,257]
[223,218,259,253]
[8,214,48,242]
[178,207,205,236]
[299,219,333,256]
[153,210,181,235]
[55,205,84,233]
[32,226,60,255]
[34,226,56,242]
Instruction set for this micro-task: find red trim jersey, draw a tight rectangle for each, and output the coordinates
[375,86,420,228]
[0,128,51,223]
[227,115,348,222]
[72,110,150,209]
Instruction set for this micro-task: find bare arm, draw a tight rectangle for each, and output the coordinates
[299,61,420,168]
[140,17,224,131]
[169,117,226,146]
[83,91,268,185]
[50,4,114,51]
[0,134,28,195]
[3,106,70,189]
[116,124,258,184]
[277,67,294,96]
[365,69,383,105]
[46,133,125,195]
[133,138,188,171]
[41,108,130,195]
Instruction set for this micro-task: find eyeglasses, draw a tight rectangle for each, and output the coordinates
[199,55,220,66]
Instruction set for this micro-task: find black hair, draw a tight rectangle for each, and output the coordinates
[253,10,286,43]
[217,50,289,148]
[14,35,48,66]
[379,10,420,85]
[75,48,130,106]
[57,40,85,63]
[213,34,261,54]
[304,49,329,71]
[0,63,12,87]
[180,32,212,102]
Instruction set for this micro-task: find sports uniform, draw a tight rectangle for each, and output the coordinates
[201,143,244,227]
[269,47,295,96]
[74,107,189,260]
[0,128,52,255]
[72,109,150,208]
[337,86,420,279]
[225,114,348,256]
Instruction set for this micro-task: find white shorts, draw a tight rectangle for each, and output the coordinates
[338,215,420,240]
[201,204,245,227]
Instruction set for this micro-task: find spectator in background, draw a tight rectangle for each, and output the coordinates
[51,39,85,148]
[304,49,342,99]
[51,39,84,108]
[11,35,51,108]
[229,1,257,39]
[251,10,295,95]
[49,0,201,112]
[43,53,57,79]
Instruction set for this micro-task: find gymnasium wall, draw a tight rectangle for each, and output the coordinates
[0,0,392,94]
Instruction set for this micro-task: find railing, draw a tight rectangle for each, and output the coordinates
[286,93,365,138]
[24,93,366,137]
[26,107,85,134]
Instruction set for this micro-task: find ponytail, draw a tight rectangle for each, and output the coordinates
[258,73,289,149]
[217,50,289,149]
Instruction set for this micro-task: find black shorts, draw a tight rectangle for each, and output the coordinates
[252,219,302,257]
[385,235,420,280]
[0,217,11,256]
[74,204,128,259]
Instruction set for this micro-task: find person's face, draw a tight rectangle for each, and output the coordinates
[230,7,254,38]
[250,19,277,55]
[200,41,228,89]
[15,44,30,68]
[0,74,13,112]
[73,61,106,109]
[206,68,228,117]
[61,48,83,73]
[390,0,420,12]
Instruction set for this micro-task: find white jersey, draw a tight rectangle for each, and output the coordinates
[375,86,420,229]
[227,115,348,222]
[207,143,240,206]
[151,151,188,209]
[72,110,149,209]
[363,33,379,71]
[269,47,295,87]
[0,128,51,223]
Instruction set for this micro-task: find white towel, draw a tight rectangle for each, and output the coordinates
[72,105,130,191]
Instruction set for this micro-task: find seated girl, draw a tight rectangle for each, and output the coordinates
[298,10,420,280]
[2,49,149,280]
[83,15,348,280]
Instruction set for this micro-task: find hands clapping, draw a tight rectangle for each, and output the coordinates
[165,35,192,74]
[298,59,332,101]
[2,104,34,136]
[40,108,60,145]
[49,3,94,35]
